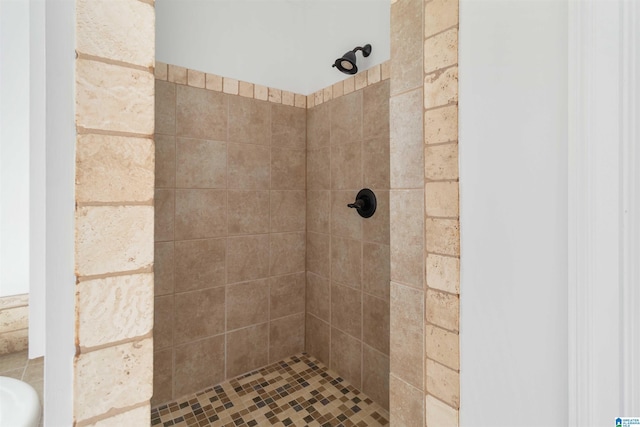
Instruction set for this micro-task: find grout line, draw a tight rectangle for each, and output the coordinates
[76,52,153,74]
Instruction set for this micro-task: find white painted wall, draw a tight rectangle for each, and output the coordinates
[156,0,390,95]
[44,0,75,424]
[458,1,568,426]
[0,0,30,298]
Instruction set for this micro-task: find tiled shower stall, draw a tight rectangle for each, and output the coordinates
[152,63,391,410]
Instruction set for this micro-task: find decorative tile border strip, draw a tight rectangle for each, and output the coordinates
[154,60,390,110]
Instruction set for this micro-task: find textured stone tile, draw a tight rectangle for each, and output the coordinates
[363,294,390,355]
[229,95,270,146]
[307,103,330,151]
[391,0,423,95]
[174,238,226,292]
[424,28,458,74]
[76,0,154,67]
[331,283,362,339]
[390,190,424,288]
[205,74,223,92]
[270,232,305,276]
[331,141,362,190]
[425,0,459,38]
[362,190,390,245]
[223,77,239,95]
[363,80,390,140]
[76,206,154,276]
[254,84,268,101]
[295,93,306,108]
[268,88,282,103]
[331,91,362,144]
[425,325,459,370]
[272,104,306,151]
[367,65,381,85]
[152,349,172,407]
[270,190,306,232]
[307,232,330,279]
[425,218,460,256]
[84,404,151,427]
[154,295,173,351]
[424,67,458,109]
[425,181,459,218]
[227,235,270,284]
[425,105,458,145]
[390,283,424,389]
[0,330,28,355]
[355,72,367,91]
[363,242,391,300]
[226,323,269,378]
[307,190,330,234]
[228,143,270,190]
[426,359,460,409]
[330,328,362,388]
[269,313,304,362]
[390,88,423,189]
[239,81,254,98]
[426,394,459,426]
[0,306,28,333]
[305,314,330,366]
[331,236,362,289]
[307,147,330,190]
[0,294,28,310]
[174,335,225,397]
[76,59,154,134]
[77,274,153,348]
[154,189,174,242]
[76,134,154,203]
[363,136,391,191]
[389,375,424,426]
[74,338,152,422]
[155,134,175,188]
[228,190,270,235]
[176,138,227,189]
[426,289,459,332]
[154,61,168,80]
[426,254,460,294]
[381,61,391,80]
[363,346,390,410]
[168,65,187,84]
[155,80,175,136]
[187,69,205,88]
[226,279,269,330]
[176,85,227,141]
[306,272,330,321]
[174,189,227,240]
[174,287,225,344]
[271,148,305,190]
[331,191,362,240]
[425,143,459,181]
[270,273,305,320]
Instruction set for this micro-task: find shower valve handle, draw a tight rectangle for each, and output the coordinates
[347,200,364,210]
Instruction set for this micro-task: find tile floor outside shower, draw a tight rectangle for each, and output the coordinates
[151,353,389,427]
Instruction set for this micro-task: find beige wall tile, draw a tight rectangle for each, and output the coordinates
[424,67,458,109]
[0,294,28,310]
[389,375,425,426]
[254,84,268,101]
[205,73,223,92]
[307,147,331,190]
[426,359,460,409]
[74,338,152,422]
[363,346,390,410]
[270,273,305,320]
[425,143,459,181]
[426,394,459,426]
[154,189,174,242]
[331,191,363,240]
[332,81,344,98]
[425,325,459,370]
[294,93,306,108]
[227,279,269,330]
[152,349,172,406]
[424,28,459,74]
[306,272,330,321]
[76,135,155,203]
[307,95,315,109]
[269,313,305,362]
[176,85,227,141]
[174,238,226,292]
[314,90,323,106]
[307,190,330,234]
[76,60,154,134]
[424,0,459,38]
[272,104,306,151]
[331,283,362,339]
[187,70,205,88]
[425,182,459,218]
[228,143,270,190]
[390,190,424,288]
[269,88,282,104]
[228,96,271,146]
[306,232,330,278]
[323,86,332,103]
[363,243,391,300]
[76,206,153,276]
[307,103,330,150]
[76,0,154,67]
[331,91,363,144]
[331,236,362,289]
[270,190,305,233]
[77,274,153,348]
[426,254,460,294]
[390,0,423,95]
[390,283,424,389]
[155,61,168,81]
[343,76,355,95]
[0,330,28,355]
[330,328,362,388]
[174,335,225,398]
[270,232,305,276]
[84,404,150,427]
[0,306,28,333]
[155,243,174,296]
[355,72,367,91]
[226,323,269,378]
[174,287,225,344]
[168,65,187,84]
[381,61,391,80]
[363,80,390,140]
[227,234,270,284]
[362,190,390,245]
[155,134,176,188]
[155,80,176,136]
[363,294,390,355]
[239,81,254,98]
[425,218,460,256]
[271,148,305,190]
[426,289,459,332]
[331,141,363,190]
[390,88,424,189]
[281,90,295,106]
[305,314,330,365]
[223,78,239,95]
[144,314,164,368]
[174,189,227,240]
[228,190,270,235]
[367,65,381,85]
[425,105,458,145]
[176,138,227,188]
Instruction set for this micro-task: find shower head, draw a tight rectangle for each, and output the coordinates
[332,44,372,75]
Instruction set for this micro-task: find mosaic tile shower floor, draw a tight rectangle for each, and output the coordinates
[151,353,389,427]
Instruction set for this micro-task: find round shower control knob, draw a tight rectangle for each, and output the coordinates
[347,188,377,218]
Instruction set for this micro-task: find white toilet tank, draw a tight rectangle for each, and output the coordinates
[0,376,41,427]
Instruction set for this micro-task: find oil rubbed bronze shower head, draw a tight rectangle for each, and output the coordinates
[332,44,372,75]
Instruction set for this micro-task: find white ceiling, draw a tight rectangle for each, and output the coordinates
[156,0,390,95]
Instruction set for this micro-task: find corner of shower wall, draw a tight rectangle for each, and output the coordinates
[152,62,308,406]
[389,0,461,425]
